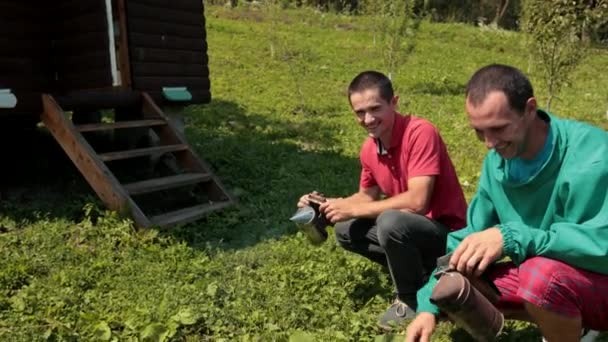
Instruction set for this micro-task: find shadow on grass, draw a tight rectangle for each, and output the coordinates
[0,125,99,224]
[0,99,362,252]
[154,99,361,250]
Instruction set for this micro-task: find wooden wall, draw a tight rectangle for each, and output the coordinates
[125,0,211,104]
[0,0,113,118]
[0,0,211,120]
[49,0,113,92]
[0,1,52,115]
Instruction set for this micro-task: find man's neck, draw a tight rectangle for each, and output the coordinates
[378,111,398,148]
[378,133,391,149]
[520,115,550,160]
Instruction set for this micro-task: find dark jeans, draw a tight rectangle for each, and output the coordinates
[334,209,450,310]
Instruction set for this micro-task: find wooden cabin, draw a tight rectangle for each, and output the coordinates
[0,0,234,228]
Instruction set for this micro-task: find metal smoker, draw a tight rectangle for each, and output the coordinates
[430,253,504,342]
[289,193,329,245]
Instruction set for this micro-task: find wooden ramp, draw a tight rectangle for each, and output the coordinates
[40,91,234,228]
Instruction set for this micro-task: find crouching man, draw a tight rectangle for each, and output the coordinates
[298,70,467,329]
[406,64,608,342]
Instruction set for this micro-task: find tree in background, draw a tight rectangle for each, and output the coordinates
[489,0,511,28]
[521,0,606,110]
[262,1,313,114]
[361,0,420,83]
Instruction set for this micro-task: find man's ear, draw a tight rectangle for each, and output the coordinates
[525,97,537,118]
[391,95,399,108]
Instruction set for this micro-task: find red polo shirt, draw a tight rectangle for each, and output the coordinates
[359,112,467,230]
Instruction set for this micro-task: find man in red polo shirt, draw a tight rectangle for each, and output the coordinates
[298,70,467,329]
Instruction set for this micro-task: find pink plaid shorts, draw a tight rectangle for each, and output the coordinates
[487,256,608,330]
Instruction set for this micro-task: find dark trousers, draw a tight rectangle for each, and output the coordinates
[334,209,450,309]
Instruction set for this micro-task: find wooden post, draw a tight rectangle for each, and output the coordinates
[116,0,132,89]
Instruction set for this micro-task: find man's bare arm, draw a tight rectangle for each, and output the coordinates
[352,175,436,218]
[338,186,380,203]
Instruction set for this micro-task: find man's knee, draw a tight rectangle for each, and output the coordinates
[376,209,416,244]
[518,257,582,318]
[334,220,353,248]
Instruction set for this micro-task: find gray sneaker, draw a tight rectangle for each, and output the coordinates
[377,298,416,330]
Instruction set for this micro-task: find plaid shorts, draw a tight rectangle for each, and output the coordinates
[487,256,608,330]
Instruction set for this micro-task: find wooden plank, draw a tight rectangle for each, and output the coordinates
[51,51,110,71]
[127,18,205,38]
[129,47,206,64]
[129,0,203,11]
[76,119,166,132]
[0,18,48,37]
[55,69,113,91]
[40,93,151,227]
[0,2,48,20]
[126,2,202,25]
[54,89,141,111]
[132,76,209,90]
[54,56,111,74]
[131,62,207,77]
[0,58,50,76]
[52,0,105,17]
[149,201,233,227]
[116,0,132,88]
[99,144,188,162]
[124,172,212,195]
[52,32,109,52]
[1,38,51,53]
[52,11,107,35]
[0,76,52,91]
[128,32,207,51]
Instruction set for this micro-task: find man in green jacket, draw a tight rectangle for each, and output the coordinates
[405,63,608,342]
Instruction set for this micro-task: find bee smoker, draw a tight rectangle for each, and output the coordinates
[289,193,329,245]
[429,254,504,342]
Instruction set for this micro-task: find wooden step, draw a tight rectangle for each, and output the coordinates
[149,201,233,227]
[99,144,188,162]
[123,172,212,195]
[75,119,166,132]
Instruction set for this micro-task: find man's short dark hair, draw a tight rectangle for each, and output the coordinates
[348,71,394,104]
[465,64,534,113]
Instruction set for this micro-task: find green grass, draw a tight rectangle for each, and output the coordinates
[1,5,608,341]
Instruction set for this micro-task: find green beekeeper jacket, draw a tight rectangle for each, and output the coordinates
[416,110,608,315]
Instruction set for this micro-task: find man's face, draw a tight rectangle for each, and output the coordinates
[466,91,533,159]
[349,88,396,141]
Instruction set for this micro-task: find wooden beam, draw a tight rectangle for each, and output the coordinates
[149,201,233,228]
[131,76,209,90]
[126,2,202,25]
[128,47,206,64]
[128,33,207,51]
[127,17,205,38]
[124,172,212,195]
[98,144,187,162]
[75,119,166,132]
[131,62,207,77]
[117,0,133,89]
[128,0,203,11]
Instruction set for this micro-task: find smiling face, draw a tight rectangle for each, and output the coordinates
[466,91,535,159]
[349,87,396,142]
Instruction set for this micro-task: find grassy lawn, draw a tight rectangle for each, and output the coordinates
[1,4,608,341]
